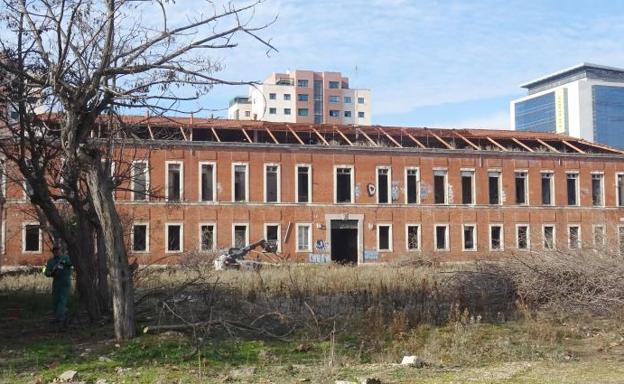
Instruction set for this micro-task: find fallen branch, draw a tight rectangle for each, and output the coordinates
[142,319,293,341]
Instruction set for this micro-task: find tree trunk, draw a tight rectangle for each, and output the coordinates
[84,160,136,340]
[96,225,112,312]
[67,234,103,321]
[72,216,112,320]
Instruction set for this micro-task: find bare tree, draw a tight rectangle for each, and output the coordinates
[0,0,275,340]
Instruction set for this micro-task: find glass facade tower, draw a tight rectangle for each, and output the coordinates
[592,85,624,149]
[514,92,557,133]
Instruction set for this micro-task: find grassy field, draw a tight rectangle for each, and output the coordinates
[2,262,624,383]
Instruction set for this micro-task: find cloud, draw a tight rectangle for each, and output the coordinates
[129,0,624,126]
[445,111,511,130]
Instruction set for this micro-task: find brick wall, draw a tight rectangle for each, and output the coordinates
[3,144,624,265]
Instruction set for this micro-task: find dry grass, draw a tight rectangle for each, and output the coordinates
[5,253,624,382]
[501,247,624,319]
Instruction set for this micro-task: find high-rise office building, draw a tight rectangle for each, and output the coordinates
[228,70,371,125]
[511,63,624,148]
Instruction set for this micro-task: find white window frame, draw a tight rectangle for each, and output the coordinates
[263,163,281,203]
[198,161,217,203]
[434,224,450,252]
[542,224,556,250]
[198,222,217,251]
[165,161,184,202]
[22,221,42,253]
[376,166,392,204]
[405,167,420,204]
[460,168,476,205]
[566,171,580,207]
[109,160,117,190]
[264,223,281,252]
[295,164,312,203]
[295,223,312,252]
[591,172,605,207]
[232,223,249,249]
[405,224,421,251]
[23,179,33,200]
[462,224,477,251]
[488,169,502,205]
[433,168,448,205]
[334,165,354,204]
[616,172,624,207]
[541,171,555,206]
[515,224,530,251]
[131,222,150,253]
[593,224,606,247]
[568,224,581,250]
[232,163,249,203]
[377,223,393,252]
[514,170,529,205]
[131,160,150,202]
[165,222,184,253]
[489,224,504,251]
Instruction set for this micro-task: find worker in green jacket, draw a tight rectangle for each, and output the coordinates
[43,245,72,326]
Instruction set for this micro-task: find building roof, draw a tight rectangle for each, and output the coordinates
[520,62,624,90]
[98,115,623,156]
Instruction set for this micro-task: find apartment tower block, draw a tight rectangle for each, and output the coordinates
[228,70,371,125]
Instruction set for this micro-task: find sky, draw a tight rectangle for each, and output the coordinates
[169,0,624,130]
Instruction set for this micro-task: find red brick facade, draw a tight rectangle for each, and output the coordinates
[3,120,624,265]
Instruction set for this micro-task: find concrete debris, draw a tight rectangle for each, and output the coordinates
[401,355,428,368]
[335,381,357,384]
[56,370,78,382]
[98,356,113,362]
[115,367,131,374]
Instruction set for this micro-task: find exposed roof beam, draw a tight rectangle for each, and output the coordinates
[402,129,427,148]
[265,127,280,144]
[287,125,305,145]
[511,137,533,152]
[241,128,252,143]
[454,132,480,150]
[311,127,329,145]
[147,125,155,140]
[378,128,402,148]
[211,127,221,143]
[536,138,559,153]
[428,131,453,149]
[562,140,585,154]
[179,126,188,141]
[334,126,353,146]
[356,128,378,146]
[578,139,624,155]
[486,136,507,151]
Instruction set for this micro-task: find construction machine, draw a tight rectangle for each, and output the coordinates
[213,239,278,271]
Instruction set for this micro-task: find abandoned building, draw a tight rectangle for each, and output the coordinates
[3,116,624,266]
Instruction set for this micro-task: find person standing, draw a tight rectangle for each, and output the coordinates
[43,245,72,326]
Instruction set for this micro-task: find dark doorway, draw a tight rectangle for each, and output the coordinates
[330,220,358,264]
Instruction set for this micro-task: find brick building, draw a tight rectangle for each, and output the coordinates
[3,117,624,266]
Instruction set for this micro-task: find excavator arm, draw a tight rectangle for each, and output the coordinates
[214,239,278,270]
